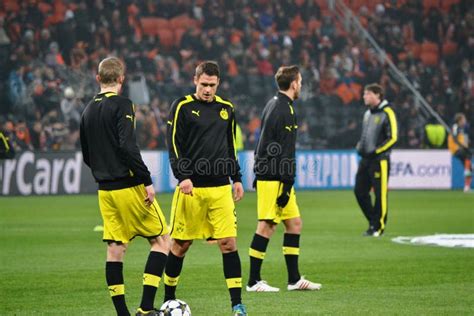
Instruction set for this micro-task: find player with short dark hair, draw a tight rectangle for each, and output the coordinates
[80,57,170,316]
[363,83,384,99]
[247,65,322,292]
[274,65,301,90]
[354,83,398,237]
[164,61,247,316]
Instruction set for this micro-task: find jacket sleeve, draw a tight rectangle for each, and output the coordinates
[0,131,15,159]
[275,106,297,184]
[227,108,242,183]
[375,107,398,155]
[116,100,152,186]
[79,116,90,167]
[166,98,192,182]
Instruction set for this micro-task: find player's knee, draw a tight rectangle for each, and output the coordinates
[257,220,277,237]
[161,234,171,252]
[171,239,192,256]
[149,234,171,253]
[269,224,277,235]
[218,237,237,253]
[295,219,303,232]
[107,243,127,261]
[285,217,302,234]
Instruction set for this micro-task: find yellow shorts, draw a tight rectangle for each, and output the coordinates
[98,184,169,244]
[169,185,237,240]
[257,180,300,224]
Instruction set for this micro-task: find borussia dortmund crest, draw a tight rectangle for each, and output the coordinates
[220,108,229,120]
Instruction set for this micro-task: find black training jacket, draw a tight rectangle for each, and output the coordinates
[166,94,242,187]
[80,92,152,190]
[254,92,297,184]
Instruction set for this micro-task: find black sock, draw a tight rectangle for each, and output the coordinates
[223,251,242,307]
[140,251,168,311]
[106,261,130,316]
[283,233,301,284]
[163,252,184,302]
[248,234,269,286]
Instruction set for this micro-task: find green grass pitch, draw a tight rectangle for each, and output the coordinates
[1,191,473,315]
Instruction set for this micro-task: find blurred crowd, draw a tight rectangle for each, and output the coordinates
[0,0,472,152]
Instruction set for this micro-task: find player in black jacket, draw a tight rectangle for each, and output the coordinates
[354,83,398,237]
[247,65,321,293]
[80,57,170,316]
[0,130,15,159]
[163,61,247,316]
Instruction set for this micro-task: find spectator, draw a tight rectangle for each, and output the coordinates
[0,0,472,151]
[296,120,313,149]
[60,87,81,125]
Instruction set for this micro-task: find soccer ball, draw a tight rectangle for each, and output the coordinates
[159,299,191,316]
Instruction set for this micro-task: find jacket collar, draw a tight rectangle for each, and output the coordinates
[370,99,388,113]
[378,99,388,109]
[277,91,293,105]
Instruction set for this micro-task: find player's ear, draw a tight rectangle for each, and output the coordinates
[193,75,198,86]
[96,75,101,83]
[375,93,381,102]
[291,79,297,91]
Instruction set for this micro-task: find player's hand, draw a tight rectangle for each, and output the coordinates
[179,179,193,196]
[276,182,292,208]
[144,184,155,206]
[276,192,290,208]
[233,182,244,202]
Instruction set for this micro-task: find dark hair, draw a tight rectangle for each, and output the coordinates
[364,83,384,100]
[275,65,300,90]
[195,61,220,78]
[98,57,124,85]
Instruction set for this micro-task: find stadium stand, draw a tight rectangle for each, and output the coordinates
[0,0,472,151]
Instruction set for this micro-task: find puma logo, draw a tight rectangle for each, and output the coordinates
[285,126,292,132]
[192,110,200,117]
[109,287,116,293]
[126,115,134,122]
